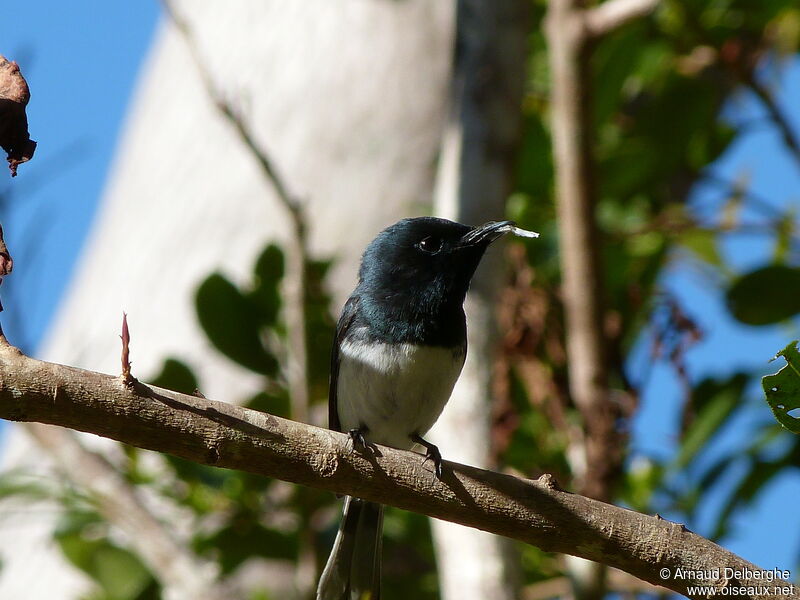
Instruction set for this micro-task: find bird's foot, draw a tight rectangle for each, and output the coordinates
[348,427,368,453]
[412,433,443,480]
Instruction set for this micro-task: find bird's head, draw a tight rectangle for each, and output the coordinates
[356,217,516,335]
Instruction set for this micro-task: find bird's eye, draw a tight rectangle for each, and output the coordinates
[416,236,443,254]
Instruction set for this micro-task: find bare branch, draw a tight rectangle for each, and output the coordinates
[584,0,660,39]
[0,223,11,277]
[683,14,800,172]
[0,339,795,600]
[0,222,12,313]
[741,72,800,171]
[544,1,663,594]
[161,0,310,422]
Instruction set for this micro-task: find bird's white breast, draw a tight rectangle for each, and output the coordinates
[336,340,466,450]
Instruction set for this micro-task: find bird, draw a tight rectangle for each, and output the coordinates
[317,216,536,600]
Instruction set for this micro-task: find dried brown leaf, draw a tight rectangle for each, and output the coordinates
[0,56,36,177]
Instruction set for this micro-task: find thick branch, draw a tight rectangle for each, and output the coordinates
[584,0,660,38]
[545,0,619,502]
[0,341,794,599]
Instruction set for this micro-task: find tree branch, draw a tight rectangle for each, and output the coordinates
[0,222,12,313]
[545,0,619,503]
[584,0,660,39]
[0,339,794,600]
[162,0,310,422]
[740,71,800,171]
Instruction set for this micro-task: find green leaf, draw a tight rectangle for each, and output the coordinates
[195,273,278,375]
[773,212,795,263]
[762,341,800,433]
[55,511,155,600]
[726,266,800,325]
[621,458,664,512]
[195,519,298,574]
[250,244,284,326]
[246,390,290,419]
[91,546,154,600]
[677,374,747,467]
[149,357,199,395]
[304,258,337,394]
[680,228,722,267]
[0,470,56,502]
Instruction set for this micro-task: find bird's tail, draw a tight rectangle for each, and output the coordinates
[317,496,384,600]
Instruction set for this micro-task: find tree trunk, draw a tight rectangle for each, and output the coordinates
[431,2,529,599]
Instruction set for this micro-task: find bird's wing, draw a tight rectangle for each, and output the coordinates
[329,294,360,432]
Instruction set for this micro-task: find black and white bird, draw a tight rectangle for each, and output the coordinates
[316,216,537,600]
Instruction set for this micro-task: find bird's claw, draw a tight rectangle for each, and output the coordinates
[412,433,443,480]
[424,446,443,480]
[348,428,367,453]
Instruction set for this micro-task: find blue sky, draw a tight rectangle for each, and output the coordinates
[630,57,800,571]
[0,2,159,351]
[0,1,798,589]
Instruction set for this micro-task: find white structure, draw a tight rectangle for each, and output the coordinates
[0,2,455,598]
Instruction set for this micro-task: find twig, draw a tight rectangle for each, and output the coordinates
[679,4,800,172]
[0,339,794,600]
[0,223,12,277]
[162,0,310,422]
[0,223,12,312]
[584,0,661,38]
[120,312,135,385]
[740,72,800,171]
[701,172,785,219]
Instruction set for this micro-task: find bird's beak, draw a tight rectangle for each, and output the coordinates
[458,220,517,247]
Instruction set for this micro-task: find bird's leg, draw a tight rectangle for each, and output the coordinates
[348,425,369,452]
[411,433,443,480]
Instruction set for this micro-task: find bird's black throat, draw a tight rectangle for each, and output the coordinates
[355,286,468,347]
[348,216,494,346]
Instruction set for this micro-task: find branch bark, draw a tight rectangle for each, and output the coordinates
[0,339,794,600]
